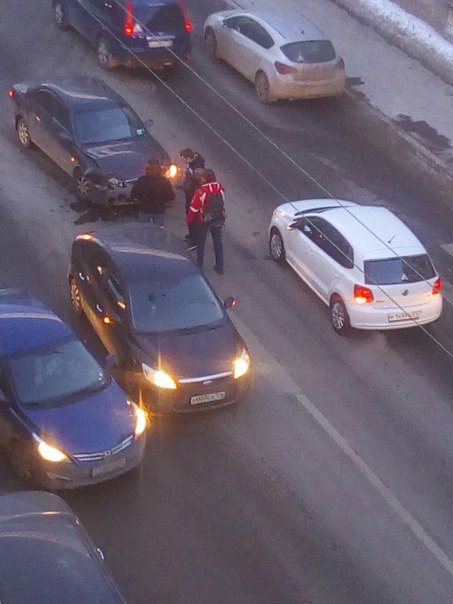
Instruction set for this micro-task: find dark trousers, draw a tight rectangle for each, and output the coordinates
[196,222,224,271]
[185,193,197,245]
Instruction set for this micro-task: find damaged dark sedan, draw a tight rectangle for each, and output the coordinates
[9,76,177,206]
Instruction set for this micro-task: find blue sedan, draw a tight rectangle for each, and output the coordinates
[0,289,147,489]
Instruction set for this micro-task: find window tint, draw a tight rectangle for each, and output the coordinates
[106,272,126,310]
[80,242,110,283]
[364,254,436,285]
[74,105,146,145]
[299,217,353,268]
[145,4,184,30]
[226,17,274,49]
[281,40,336,63]
[30,90,56,111]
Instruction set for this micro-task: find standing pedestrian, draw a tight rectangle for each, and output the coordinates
[131,158,175,227]
[180,148,205,247]
[187,169,225,274]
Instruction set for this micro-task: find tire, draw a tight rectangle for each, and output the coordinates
[255,71,271,104]
[97,37,118,70]
[73,169,92,203]
[269,228,286,264]
[204,28,218,60]
[69,276,84,317]
[330,295,350,335]
[16,118,32,149]
[53,1,70,30]
[9,441,34,484]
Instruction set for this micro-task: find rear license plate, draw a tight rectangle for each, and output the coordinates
[148,39,173,48]
[190,391,226,405]
[388,310,421,322]
[91,457,126,477]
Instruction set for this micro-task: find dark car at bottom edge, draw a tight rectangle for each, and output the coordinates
[68,224,252,413]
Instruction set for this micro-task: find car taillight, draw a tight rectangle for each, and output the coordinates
[432,277,442,295]
[8,88,14,97]
[124,0,134,37]
[354,284,374,304]
[178,0,192,32]
[274,61,297,75]
[335,58,345,70]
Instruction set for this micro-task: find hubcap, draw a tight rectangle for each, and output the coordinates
[331,301,345,330]
[76,175,90,199]
[18,122,29,146]
[256,74,269,100]
[70,280,81,312]
[270,233,282,258]
[55,4,63,24]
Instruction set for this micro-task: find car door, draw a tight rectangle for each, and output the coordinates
[67,0,104,42]
[26,89,57,155]
[283,216,320,289]
[41,95,75,175]
[99,269,131,363]
[226,17,274,81]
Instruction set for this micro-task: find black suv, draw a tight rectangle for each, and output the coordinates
[10,76,177,205]
[53,0,192,70]
[68,224,252,413]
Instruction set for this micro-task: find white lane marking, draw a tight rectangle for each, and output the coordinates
[230,313,453,578]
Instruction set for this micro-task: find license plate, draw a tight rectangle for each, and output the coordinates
[190,391,226,405]
[388,310,421,322]
[148,39,173,48]
[91,457,126,477]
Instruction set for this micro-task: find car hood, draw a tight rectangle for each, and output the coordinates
[24,381,135,455]
[83,138,170,181]
[135,321,242,379]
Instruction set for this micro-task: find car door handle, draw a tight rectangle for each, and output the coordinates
[96,304,103,314]
[34,115,41,122]
[78,272,85,281]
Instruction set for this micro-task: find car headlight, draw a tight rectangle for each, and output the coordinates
[33,434,68,463]
[164,164,178,179]
[132,402,147,436]
[233,348,251,379]
[142,363,177,389]
[107,177,125,188]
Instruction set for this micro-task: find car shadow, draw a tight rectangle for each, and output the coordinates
[70,201,139,225]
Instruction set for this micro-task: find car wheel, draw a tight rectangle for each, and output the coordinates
[73,169,92,203]
[16,118,33,149]
[53,1,70,30]
[69,277,84,317]
[255,71,271,104]
[269,228,286,264]
[204,28,218,60]
[9,441,34,484]
[97,37,118,70]
[330,295,350,335]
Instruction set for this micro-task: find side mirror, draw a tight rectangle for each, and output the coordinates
[223,296,236,309]
[104,354,117,371]
[287,220,300,231]
[144,118,154,129]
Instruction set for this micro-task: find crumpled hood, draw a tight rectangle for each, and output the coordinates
[135,322,242,379]
[24,381,135,455]
[83,138,170,181]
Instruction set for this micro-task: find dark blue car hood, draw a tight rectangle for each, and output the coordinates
[135,321,243,378]
[24,381,135,455]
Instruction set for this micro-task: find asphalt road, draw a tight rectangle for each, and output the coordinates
[2,1,453,603]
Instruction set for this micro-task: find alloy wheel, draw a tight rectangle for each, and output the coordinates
[205,30,217,60]
[74,172,91,201]
[270,229,285,264]
[17,119,31,148]
[330,298,350,335]
[70,278,83,316]
[255,72,271,104]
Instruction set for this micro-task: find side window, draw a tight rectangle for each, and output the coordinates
[106,271,126,311]
[52,100,71,131]
[234,18,274,48]
[80,242,109,284]
[308,217,354,268]
[30,90,55,112]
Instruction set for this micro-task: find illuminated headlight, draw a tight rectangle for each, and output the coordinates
[132,402,147,436]
[164,164,178,179]
[142,363,177,389]
[107,177,125,188]
[233,349,250,379]
[33,434,68,463]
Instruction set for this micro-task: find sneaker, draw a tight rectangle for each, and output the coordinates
[214,266,224,275]
[187,244,197,252]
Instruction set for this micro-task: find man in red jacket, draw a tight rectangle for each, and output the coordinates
[186,169,225,274]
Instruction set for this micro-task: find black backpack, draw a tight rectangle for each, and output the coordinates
[202,191,225,224]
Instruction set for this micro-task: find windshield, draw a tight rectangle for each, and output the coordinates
[129,274,224,333]
[74,105,147,145]
[281,40,336,64]
[7,337,108,407]
[364,254,436,285]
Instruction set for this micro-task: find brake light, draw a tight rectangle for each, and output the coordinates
[124,1,134,37]
[8,88,14,97]
[354,284,374,304]
[274,61,297,75]
[432,277,442,295]
[178,1,192,32]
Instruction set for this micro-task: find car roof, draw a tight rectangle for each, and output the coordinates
[0,289,72,356]
[87,224,199,283]
[0,491,125,604]
[36,77,125,111]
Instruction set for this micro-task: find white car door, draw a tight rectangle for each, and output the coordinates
[226,17,274,82]
[284,217,321,292]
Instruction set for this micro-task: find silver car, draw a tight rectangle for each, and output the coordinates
[203,9,345,103]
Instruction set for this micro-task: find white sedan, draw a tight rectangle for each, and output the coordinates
[269,199,443,334]
[203,9,345,103]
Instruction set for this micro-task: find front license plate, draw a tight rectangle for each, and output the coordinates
[91,457,126,477]
[148,39,173,48]
[190,391,226,405]
[388,310,421,322]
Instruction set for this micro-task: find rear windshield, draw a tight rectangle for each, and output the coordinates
[364,254,436,285]
[281,40,336,64]
[146,5,184,31]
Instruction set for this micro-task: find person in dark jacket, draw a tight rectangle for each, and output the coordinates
[131,159,175,227]
[180,148,205,246]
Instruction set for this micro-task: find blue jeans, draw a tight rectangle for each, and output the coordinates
[196,223,224,271]
[139,212,165,227]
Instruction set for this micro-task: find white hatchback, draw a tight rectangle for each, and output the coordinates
[269,199,443,334]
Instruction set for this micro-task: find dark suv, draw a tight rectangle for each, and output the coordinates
[53,0,192,70]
